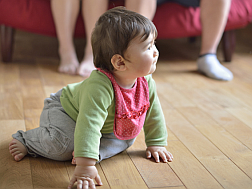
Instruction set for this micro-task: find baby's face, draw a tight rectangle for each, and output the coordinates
[123,33,159,78]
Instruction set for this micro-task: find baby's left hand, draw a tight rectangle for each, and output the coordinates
[146,146,173,163]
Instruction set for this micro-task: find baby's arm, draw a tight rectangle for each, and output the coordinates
[146,146,173,163]
[68,157,103,189]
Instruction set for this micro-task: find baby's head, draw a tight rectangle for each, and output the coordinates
[91,7,157,73]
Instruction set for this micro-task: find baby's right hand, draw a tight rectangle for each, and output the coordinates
[68,165,102,189]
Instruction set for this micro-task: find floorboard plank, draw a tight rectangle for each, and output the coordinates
[0,92,24,120]
[30,157,70,189]
[127,131,183,188]
[164,109,252,189]
[1,24,252,189]
[24,109,42,131]
[100,151,148,188]
[199,104,252,150]
[178,107,252,179]
[0,120,33,189]
[156,83,195,108]
[226,107,252,130]
[168,140,223,189]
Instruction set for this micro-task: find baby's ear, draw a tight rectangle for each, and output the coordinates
[111,54,126,71]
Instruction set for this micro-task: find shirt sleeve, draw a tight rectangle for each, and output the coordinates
[143,75,168,147]
[73,74,114,161]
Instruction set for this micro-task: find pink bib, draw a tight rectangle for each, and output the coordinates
[98,69,150,140]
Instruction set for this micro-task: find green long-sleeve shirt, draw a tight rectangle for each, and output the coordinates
[60,70,167,161]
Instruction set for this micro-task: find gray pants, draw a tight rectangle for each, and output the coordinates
[13,89,135,162]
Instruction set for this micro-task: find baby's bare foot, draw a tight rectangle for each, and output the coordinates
[9,139,27,161]
[58,48,79,75]
[77,54,95,78]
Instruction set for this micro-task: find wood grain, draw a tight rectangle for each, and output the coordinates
[1,24,252,189]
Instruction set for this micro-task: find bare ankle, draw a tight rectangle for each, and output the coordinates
[77,54,95,77]
[9,139,28,162]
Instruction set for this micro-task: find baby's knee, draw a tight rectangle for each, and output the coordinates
[40,127,73,158]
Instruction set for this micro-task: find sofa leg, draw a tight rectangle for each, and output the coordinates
[1,25,15,62]
[222,30,236,62]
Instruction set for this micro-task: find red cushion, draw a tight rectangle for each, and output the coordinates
[0,0,124,37]
[0,0,251,39]
[154,0,252,38]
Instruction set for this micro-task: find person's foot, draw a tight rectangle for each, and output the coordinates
[197,54,233,81]
[58,48,79,75]
[9,139,28,161]
[77,53,96,78]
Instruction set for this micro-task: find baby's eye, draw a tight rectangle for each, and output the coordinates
[147,44,153,50]
[147,41,156,50]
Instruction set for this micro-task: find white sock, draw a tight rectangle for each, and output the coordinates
[197,54,233,81]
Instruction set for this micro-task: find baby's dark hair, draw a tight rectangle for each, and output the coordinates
[91,6,157,73]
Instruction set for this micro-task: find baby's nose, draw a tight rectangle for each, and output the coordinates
[153,46,159,57]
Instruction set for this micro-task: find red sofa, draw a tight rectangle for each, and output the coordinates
[0,0,252,62]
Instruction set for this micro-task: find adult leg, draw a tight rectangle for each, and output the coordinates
[197,0,233,80]
[78,0,109,77]
[51,0,80,75]
[78,0,156,78]
[125,0,157,20]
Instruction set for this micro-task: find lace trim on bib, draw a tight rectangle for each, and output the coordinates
[116,104,150,119]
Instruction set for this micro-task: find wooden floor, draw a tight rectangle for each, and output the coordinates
[1,24,252,189]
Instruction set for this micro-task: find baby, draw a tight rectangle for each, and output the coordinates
[9,7,173,189]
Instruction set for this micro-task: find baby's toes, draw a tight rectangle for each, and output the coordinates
[14,154,22,161]
[11,149,21,156]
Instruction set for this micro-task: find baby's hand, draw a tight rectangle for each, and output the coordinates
[68,158,102,189]
[146,146,173,163]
